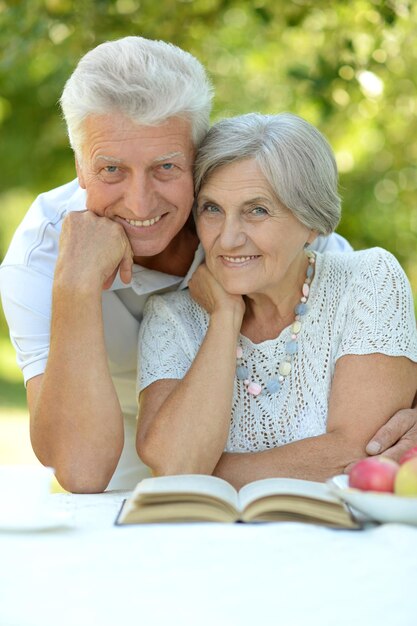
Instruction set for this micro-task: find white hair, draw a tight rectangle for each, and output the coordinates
[60,36,213,156]
[194,113,341,235]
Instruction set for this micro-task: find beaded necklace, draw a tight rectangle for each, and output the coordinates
[236,251,316,397]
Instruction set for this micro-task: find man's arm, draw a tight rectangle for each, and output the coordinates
[28,211,133,493]
[361,392,417,462]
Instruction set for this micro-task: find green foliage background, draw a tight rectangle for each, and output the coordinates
[1,0,416,408]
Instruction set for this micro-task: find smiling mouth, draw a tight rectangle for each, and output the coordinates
[123,215,163,228]
[222,255,260,264]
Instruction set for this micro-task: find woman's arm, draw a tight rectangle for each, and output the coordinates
[212,353,417,489]
[137,265,245,476]
[189,250,417,469]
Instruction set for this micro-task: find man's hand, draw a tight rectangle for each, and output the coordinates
[366,406,417,458]
[57,211,133,290]
[345,405,417,472]
[188,263,245,318]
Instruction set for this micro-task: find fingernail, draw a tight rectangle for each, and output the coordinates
[366,441,381,455]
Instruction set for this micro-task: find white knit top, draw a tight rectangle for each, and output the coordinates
[138,248,417,453]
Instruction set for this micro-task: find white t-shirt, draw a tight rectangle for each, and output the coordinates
[138,248,417,452]
[0,179,352,486]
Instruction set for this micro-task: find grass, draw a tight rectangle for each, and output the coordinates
[0,377,27,409]
[0,333,35,463]
[0,333,27,409]
[0,332,66,491]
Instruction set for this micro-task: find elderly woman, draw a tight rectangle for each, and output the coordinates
[136,113,417,488]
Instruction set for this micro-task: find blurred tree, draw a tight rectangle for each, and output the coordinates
[0,0,416,286]
[0,0,416,409]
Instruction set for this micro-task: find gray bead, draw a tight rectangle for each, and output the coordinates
[266,379,281,394]
[236,365,249,380]
[295,303,308,316]
[286,340,299,355]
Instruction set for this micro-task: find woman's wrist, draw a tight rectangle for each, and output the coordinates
[209,307,244,338]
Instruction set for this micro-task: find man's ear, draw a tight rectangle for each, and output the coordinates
[75,158,86,189]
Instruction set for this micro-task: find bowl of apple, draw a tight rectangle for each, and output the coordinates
[327,447,417,525]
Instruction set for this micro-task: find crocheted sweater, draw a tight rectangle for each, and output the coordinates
[138,248,417,453]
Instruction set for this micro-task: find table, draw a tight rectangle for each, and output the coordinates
[1,491,417,626]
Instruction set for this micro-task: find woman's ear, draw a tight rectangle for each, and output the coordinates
[306,229,319,246]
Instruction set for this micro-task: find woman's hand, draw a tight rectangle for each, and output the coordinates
[188,262,245,319]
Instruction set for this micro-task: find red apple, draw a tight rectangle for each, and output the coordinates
[348,457,399,493]
[394,458,417,497]
[399,446,417,466]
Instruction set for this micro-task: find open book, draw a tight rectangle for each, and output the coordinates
[116,474,359,528]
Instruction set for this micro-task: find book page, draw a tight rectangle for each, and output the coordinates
[238,477,338,511]
[132,474,239,509]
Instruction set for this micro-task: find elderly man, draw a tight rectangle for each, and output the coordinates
[1,36,416,492]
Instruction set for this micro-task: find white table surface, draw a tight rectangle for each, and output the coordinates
[1,490,417,626]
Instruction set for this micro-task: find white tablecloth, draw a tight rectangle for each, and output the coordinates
[1,491,417,626]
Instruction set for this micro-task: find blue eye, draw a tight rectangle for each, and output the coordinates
[251,206,268,216]
[105,166,118,173]
[202,203,221,214]
[161,163,174,170]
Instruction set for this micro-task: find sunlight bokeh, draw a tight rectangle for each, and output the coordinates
[1,0,416,467]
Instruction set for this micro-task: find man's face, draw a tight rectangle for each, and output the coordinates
[76,113,195,261]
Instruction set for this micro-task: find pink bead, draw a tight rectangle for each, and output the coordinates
[291,334,297,340]
[244,379,250,386]
[302,284,310,297]
[236,346,243,359]
[247,382,262,396]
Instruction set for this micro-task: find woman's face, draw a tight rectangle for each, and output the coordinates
[195,158,315,296]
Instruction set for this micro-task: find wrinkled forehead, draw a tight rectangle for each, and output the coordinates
[79,112,195,160]
[199,158,270,194]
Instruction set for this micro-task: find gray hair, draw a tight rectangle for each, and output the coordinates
[60,36,213,156]
[194,113,341,235]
